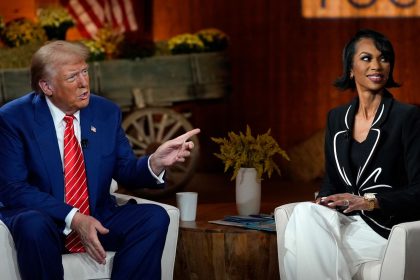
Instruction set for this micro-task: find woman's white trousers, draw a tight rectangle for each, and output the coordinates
[284,202,387,280]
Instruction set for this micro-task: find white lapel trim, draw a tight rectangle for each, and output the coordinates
[371,104,385,127]
[359,167,381,189]
[363,185,392,192]
[361,213,392,231]
[359,167,393,192]
[333,131,352,186]
[344,105,351,130]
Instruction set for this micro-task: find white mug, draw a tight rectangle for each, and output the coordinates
[176,192,198,221]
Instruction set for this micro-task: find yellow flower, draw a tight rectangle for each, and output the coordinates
[93,26,124,59]
[80,40,106,61]
[168,33,205,54]
[212,125,290,180]
[37,6,74,28]
[1,18,47,48]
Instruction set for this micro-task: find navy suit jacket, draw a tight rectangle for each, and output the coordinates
[319,91,420,238]
[0,92,163,229]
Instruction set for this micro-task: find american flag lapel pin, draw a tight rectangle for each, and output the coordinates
[91,126,96,133]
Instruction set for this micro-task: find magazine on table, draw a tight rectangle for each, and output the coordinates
[208,214,276,232]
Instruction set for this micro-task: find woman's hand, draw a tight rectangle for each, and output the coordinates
[317,193,375,213]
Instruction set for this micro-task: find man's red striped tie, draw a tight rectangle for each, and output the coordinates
[63,115,90,253]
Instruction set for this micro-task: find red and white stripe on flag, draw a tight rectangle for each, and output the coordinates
[67,0,138,38]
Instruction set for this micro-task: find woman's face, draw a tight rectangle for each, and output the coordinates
[351,38,390,94]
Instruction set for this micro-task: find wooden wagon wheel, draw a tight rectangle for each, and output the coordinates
[121,107,200,198]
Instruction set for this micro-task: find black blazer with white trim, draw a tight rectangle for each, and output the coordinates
[318,91,420,238]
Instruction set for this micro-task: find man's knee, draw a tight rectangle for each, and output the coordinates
[12,210,58,243]
[146,205,170,233]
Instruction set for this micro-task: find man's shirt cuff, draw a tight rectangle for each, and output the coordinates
[148,154,165,183]
[63,208,78,235]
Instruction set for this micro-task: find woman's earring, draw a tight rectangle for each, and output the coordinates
[350,73,354,80]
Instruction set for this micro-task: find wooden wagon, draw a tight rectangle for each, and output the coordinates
[0,52,231,197]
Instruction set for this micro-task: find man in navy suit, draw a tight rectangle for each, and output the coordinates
[0,40,200,279]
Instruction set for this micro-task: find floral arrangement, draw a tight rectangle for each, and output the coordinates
[1,18,47,48]
[80,40,106,61]
[196,28,229,52]
[37,6,74,28]
[93,26,125,59]
[37,6,74,40]
[168,33,205,54]
[167,29,229,55]
[212,125,290,180]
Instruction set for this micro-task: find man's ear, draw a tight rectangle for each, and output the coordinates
[39,80,53,96]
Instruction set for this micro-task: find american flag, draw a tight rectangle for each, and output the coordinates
[67,0,138,38]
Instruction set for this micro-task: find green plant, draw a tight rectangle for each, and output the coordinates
[167,33,205,54]
[196,28,229,52]
[212,125,290,180]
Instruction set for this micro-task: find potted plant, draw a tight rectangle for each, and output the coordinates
[212,125,289,215]
[1,18,47,48]
[212,125,289,180]
[37,6,75,40]
[167,33,205,54]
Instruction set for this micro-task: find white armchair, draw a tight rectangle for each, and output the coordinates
[274,202,420,280]
[0,182,180,280]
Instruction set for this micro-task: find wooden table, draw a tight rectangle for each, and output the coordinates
[173,202,280,280]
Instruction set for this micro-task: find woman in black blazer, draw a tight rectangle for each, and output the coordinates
[283,29,420,279]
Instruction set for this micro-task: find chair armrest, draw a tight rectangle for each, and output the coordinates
[0,220,20,279]
[113,192,178,211]
[112,192,179,280]
[274,202,301,280]
[379,221,420,280]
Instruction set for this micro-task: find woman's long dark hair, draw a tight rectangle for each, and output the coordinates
[334,29,400,90]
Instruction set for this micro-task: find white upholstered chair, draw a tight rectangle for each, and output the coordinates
[0,181,180,280]
[275,202,420,280]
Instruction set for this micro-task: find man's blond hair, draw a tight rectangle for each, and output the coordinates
[30,40,90,93]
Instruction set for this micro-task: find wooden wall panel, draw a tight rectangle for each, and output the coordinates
[2,0,420,171]
[152,0,420,173]
[0,1,36,22]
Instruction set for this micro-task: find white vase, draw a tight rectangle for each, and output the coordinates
[235,167,261,215]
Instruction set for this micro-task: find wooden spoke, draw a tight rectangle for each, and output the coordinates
[126,135,148,150]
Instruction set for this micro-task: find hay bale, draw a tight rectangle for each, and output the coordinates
[283,129,325,182]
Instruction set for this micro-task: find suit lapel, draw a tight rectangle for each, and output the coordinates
[334,94,393,190]
[33,94,65,200]
[334,101,356,191]
[80,105,101,213]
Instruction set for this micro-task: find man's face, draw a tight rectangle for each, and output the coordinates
[44,58,90,115]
